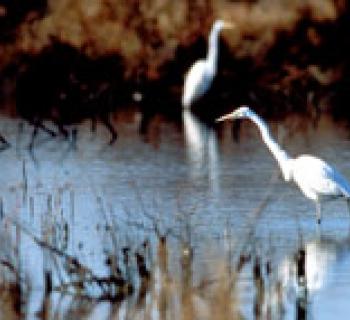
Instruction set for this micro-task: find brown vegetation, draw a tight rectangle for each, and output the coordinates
[0,0,348,124]
[0,0,348,79]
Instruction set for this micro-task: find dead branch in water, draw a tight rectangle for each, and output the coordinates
[7,218,133,301]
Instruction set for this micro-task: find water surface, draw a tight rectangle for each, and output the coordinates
[0,110,350,319]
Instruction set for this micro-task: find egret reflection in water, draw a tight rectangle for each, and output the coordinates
[246,232,350,320]
[278,239,336,294]
[183,109,220,196]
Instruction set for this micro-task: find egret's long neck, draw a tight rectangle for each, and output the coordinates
[206,27,220,74]
[249,113,292,181]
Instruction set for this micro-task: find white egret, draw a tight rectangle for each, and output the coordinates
[216,106,350,223]
[182,20,235,108]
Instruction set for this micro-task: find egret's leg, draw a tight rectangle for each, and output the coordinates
[347,199,350,217]
[316,201,322,224]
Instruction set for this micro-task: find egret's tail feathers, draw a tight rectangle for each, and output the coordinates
[339,183,350,198]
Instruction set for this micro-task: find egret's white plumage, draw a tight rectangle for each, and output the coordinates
[216,106,350,223]
[182,20,234,108]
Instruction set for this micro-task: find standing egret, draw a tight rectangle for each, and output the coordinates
[182,20,235,108]
[216,106,350,223]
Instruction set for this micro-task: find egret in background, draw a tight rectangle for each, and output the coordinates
[182,20,235,108]
[216,106,350,223]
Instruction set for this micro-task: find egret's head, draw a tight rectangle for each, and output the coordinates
[213,19,235,32]
[216,106,253,122]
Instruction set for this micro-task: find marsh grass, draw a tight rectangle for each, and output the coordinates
[0,165,313,319]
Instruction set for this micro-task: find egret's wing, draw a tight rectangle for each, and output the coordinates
[295,155,350,197]
[322,162,350,197]
[182,60,213,107]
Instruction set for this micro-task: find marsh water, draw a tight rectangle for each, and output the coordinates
[1,108,350,319]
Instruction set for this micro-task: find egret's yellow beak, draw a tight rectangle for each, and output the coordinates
[223,22,236,30]
[215,112,235,122]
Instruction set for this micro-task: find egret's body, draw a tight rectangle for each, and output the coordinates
[291,155,350,202]
[182,20,233,108]
[216,106,350,223]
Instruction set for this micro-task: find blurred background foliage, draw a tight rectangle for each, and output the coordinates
[0,0,349,114]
